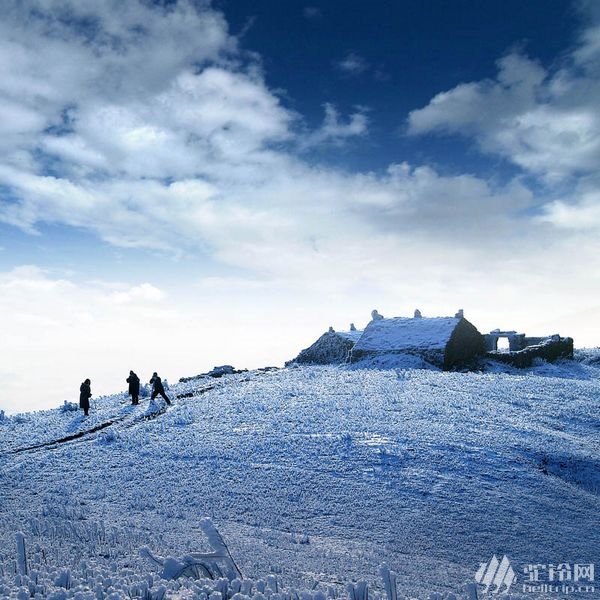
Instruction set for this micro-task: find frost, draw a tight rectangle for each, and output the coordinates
[61,400,79,413]
[1,362,599,598]
[354,317,459,351]
[15,532,27,576]
[97,429,119,445]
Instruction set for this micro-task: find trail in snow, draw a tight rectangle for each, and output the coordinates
[2,382,221,455]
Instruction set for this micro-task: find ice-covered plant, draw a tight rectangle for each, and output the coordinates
[15,532,27,576]
[61,401,79,413]
[465,583,478,600]
[266,575,279,593]
[97,429,119,445]
[379,565,397,600]
[54,569,71,589]
[346,581,368,600]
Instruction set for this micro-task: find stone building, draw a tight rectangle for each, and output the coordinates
[349,311,483,370]
[287,326,363,365]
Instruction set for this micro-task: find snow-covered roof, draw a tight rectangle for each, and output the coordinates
[353,316,460,352]
[336,329,364,343]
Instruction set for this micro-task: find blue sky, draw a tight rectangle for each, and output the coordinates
[1,0,599,413]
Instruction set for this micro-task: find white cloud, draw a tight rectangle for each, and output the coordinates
[0,1,367,263]
[303,7,322,19]
[407,44,600,182]
[404,5,600,249]
[0,1,233,152]
[1,0,600,416]
[300,103,368,147]
[539,190,600,230]
[335,52,369,75]
[573,22,600,65]
[108,283,166,305]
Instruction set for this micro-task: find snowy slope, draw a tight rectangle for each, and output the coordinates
[1,361,599,599]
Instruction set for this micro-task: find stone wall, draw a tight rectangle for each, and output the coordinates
[287,331,355,365]
[487,337,574,368]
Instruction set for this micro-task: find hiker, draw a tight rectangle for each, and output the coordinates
[127,370,140,405]
[79,378,92,416]
[150,372,172,405]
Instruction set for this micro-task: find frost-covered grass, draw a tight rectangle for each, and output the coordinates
[1,361,599,599]
[574,347,600,366]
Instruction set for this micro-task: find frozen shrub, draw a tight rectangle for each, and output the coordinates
[61,401,79,413]
[15,532,27,576]
[97,429,119,445]
[346,581,368,600]
[465,583,478,600]
[379,565,397,600]
[153,585,167,600]
[240,579,253,595]
[173,412,195,427]
[573,347,600,364]
[54,569,71,589]
[341,433,353,446]
[266,576,279,593]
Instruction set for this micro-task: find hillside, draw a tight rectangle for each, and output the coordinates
[1,358,599,599]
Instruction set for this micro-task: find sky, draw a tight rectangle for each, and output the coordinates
[1,0,599,414]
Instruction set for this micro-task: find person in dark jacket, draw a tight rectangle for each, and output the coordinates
[150,372,172,405]
[127,370,140,405]
[79,378,92,416]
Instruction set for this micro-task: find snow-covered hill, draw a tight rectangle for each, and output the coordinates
[1,359,599,599]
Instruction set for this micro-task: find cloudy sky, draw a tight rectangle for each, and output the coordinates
[1,0,599,413]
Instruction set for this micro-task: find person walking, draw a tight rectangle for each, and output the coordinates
[79,378,92,416]
[127,370,140,405]
[150,372,172,405]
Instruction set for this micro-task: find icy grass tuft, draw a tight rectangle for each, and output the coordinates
[1,530,490,600]
[97,428,120,445]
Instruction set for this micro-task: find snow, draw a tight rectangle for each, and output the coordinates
[336,330,363,343]
[348,353,438,371]
[353,317,461,352]
[1,356,599,599]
